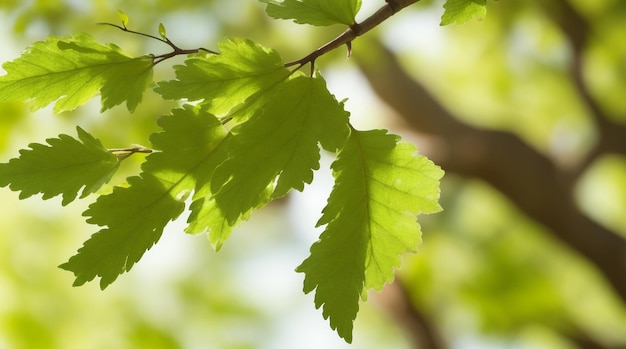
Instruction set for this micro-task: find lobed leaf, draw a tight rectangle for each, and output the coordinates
[0,33,153,113]
[441,0,487,25]
[59,174,187,288]
[297,128,443,342]
[60,105,229,288]
[0,126,118,206]
[259,0,362,26]
[155,38,290,117]
[187,74,349,250]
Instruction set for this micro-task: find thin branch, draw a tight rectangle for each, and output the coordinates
[152,48,211,65]
[109,145,153,161]
[98,22,171,46]
[285,0,420,70]
[101,0,420,71]
[98,22,219,65]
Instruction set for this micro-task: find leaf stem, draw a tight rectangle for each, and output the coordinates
[98,22,168,45]
[284,0,420,71]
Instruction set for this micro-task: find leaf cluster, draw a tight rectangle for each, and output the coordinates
[0,0,463,343]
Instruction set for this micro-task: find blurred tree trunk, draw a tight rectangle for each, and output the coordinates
[375,279,447,349]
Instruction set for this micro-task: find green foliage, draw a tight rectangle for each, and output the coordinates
[260,0,362,26]
[297,129,443,342]
[60,106,228,288]
[155,38,291,117]
[0,126,118,206]
[4,1,626,348]
[0,0,449,343]
[441,0,487,25]
[0,33,153,113]
[188,74,350,250]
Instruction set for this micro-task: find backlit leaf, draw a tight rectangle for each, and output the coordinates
[259,0,362,26]
[187,74,349,250]
[155,38,290,117]
[441,0,487,25]
[297,128,443,342]
[59,105,228,288]
[0,33,153,113]
[0,126,118,206]
[117,9,129,27]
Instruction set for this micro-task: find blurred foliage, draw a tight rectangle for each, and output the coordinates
[383,0,626,347]
[1,0,626,348]
[401,178,626,347]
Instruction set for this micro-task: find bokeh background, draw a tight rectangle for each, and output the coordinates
[1,0,625,348]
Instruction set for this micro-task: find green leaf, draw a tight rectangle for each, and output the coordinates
[158,23,167,39]
[441,0,487,25]
[117,10,129,27]
[0,33,154,113]
[0,126,118,206]
[155,38,290,117]
[296,129,443,342]
[259,0,362,26]
[59,175,187,289]
[60,105,229,288]
[187,74,349,250]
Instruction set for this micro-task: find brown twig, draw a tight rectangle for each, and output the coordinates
[285,0,421,72]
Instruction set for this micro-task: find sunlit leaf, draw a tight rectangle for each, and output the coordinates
[441,0,487,25]
[60,105,228,288]
[0,126,118,206]
[155,38,290,117]
[0,33,153,113]
[117,9,129,27]
[187,74,349,250]
[297,128,443,342]
[259,0,362,26]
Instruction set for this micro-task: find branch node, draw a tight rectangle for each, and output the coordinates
[109,145,153,161]
[386,0,400,13]
[99,22,218,64]
[349,22,362,36]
